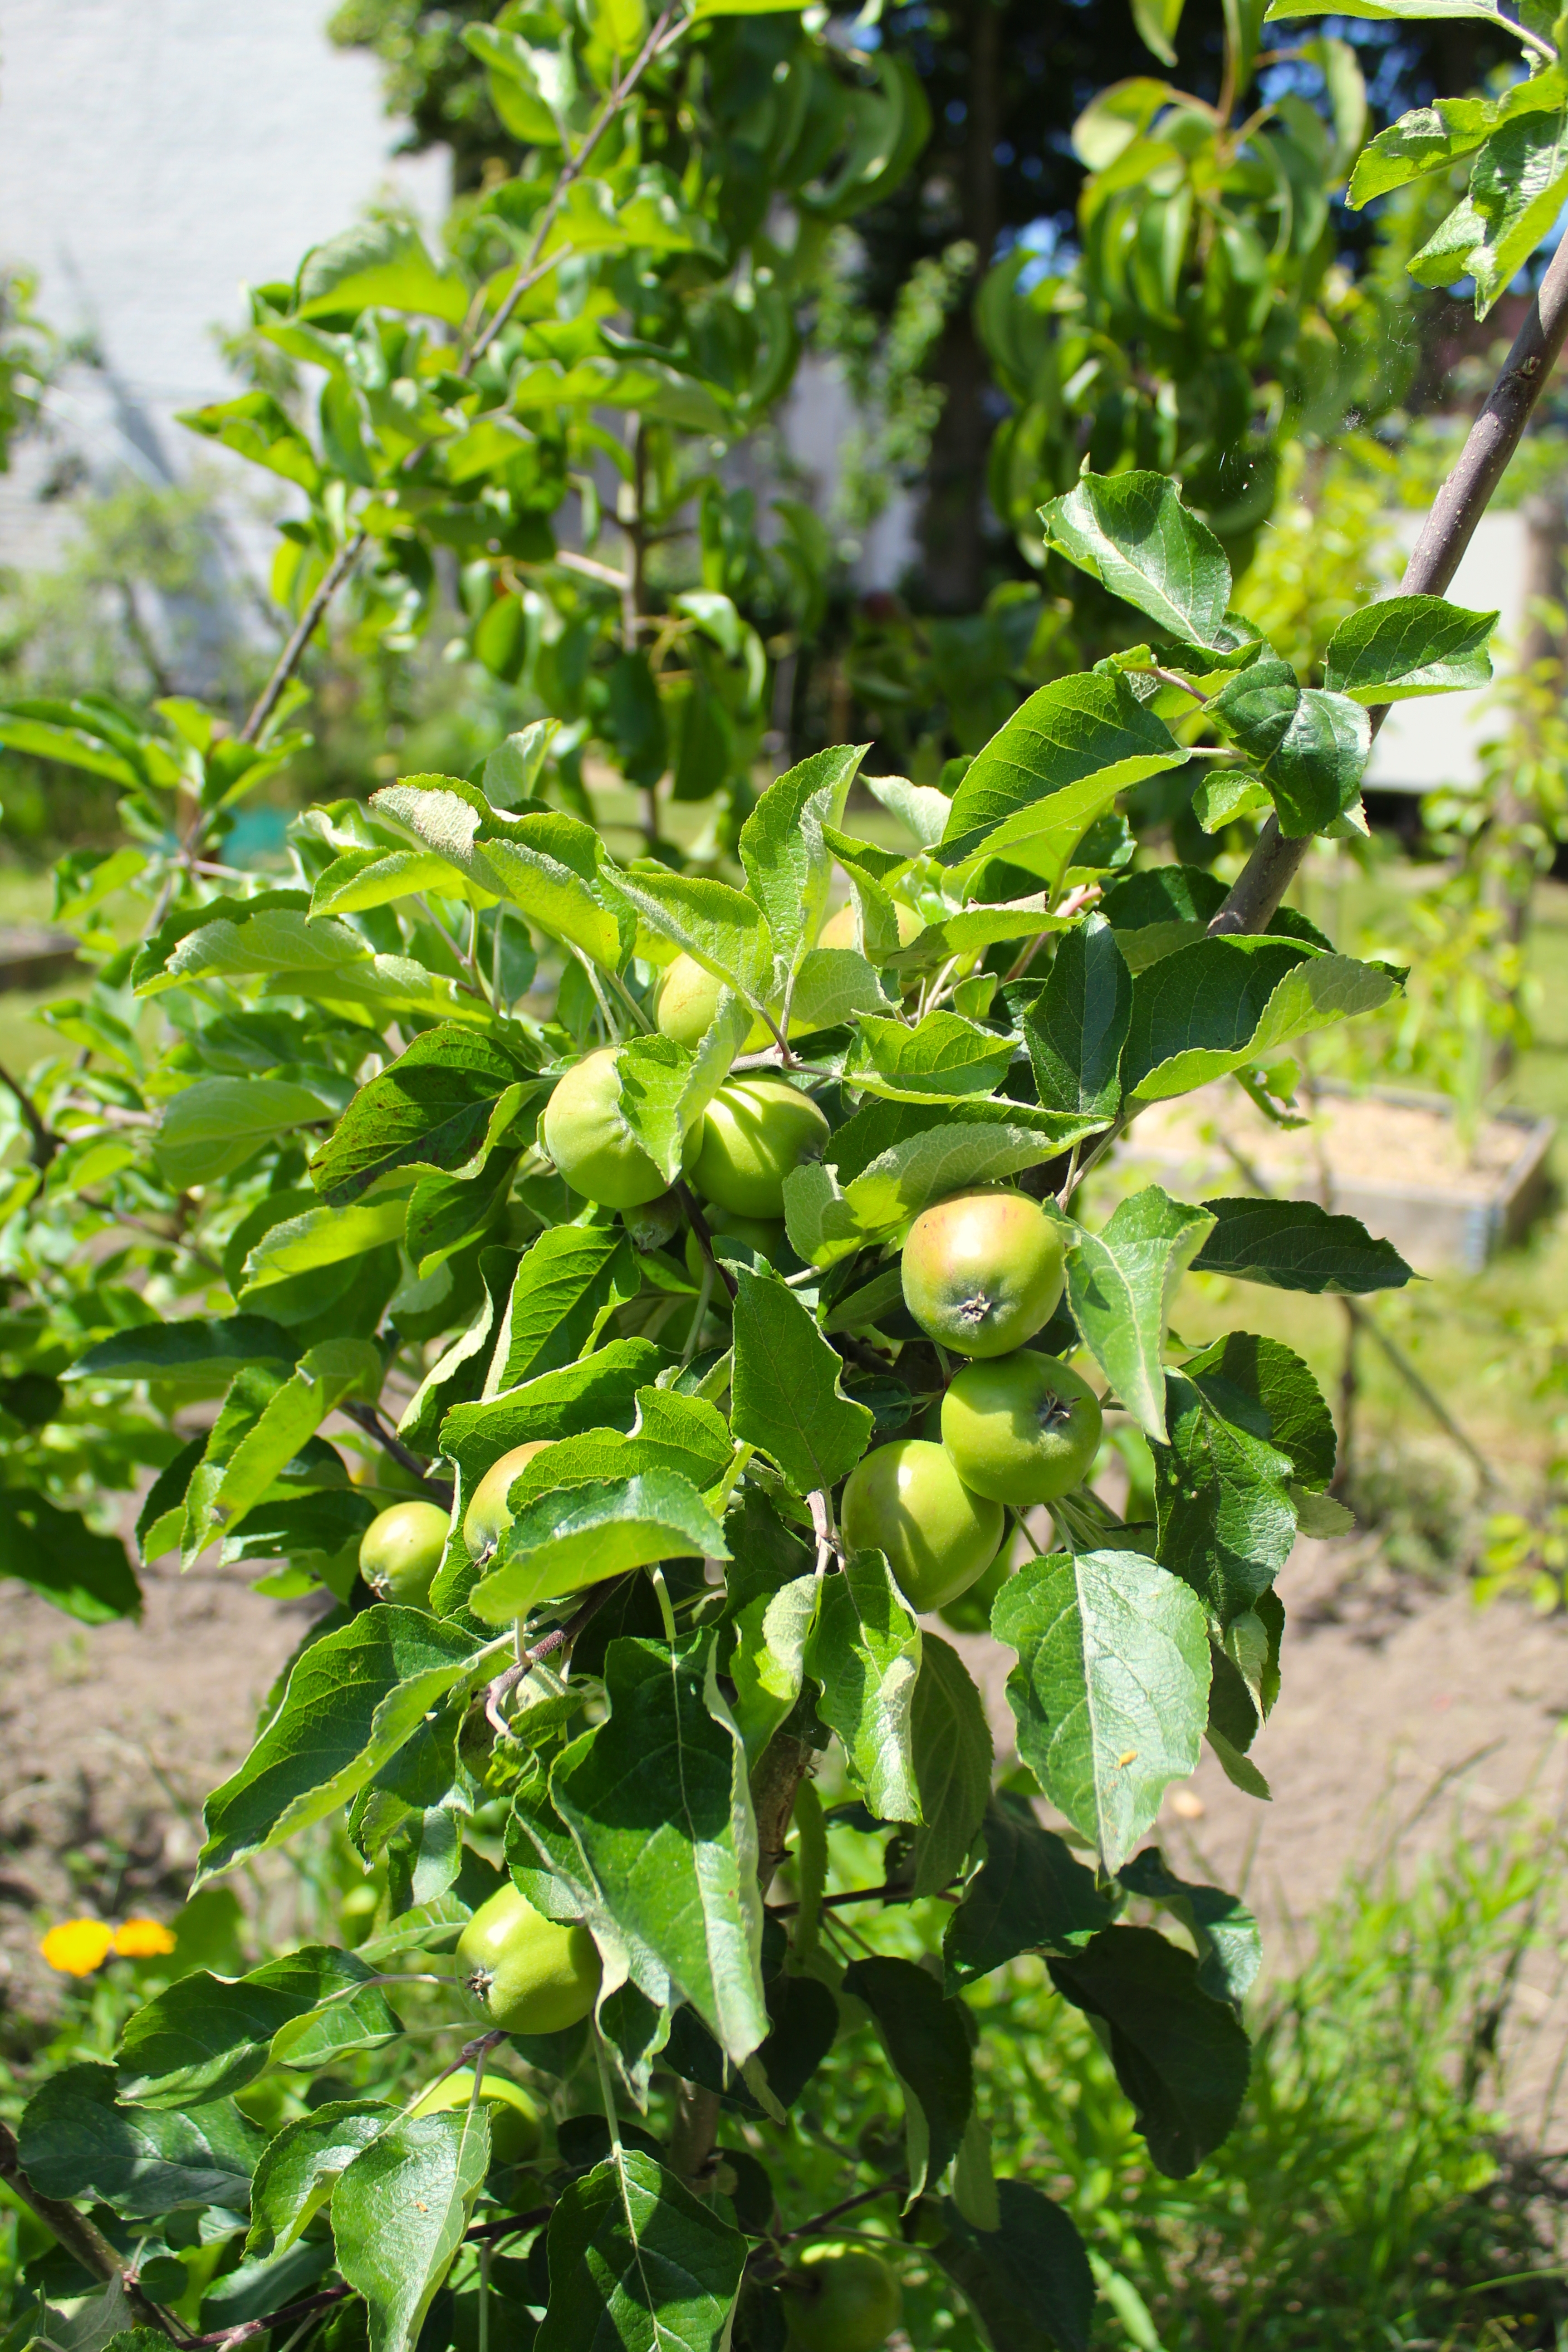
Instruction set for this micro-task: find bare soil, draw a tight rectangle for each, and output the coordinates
[1130,1084,1542,1202]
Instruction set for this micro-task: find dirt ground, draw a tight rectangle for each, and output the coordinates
[5,1524,1568,2132]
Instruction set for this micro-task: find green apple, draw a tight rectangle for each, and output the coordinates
[941,1349,1102,1507]
[901,1188,1065,1358]
[783,2243,902,2352]
[691,1076,829,1220]
[839,1438,1004,1612]
[655,952,771,1050]
[410,2066,543,2165]
[816,901,923,956]
[358,1500,449,1607]
[542,1045,681,1209]
[455,1883,601,2035]
[462,1441,554,1560]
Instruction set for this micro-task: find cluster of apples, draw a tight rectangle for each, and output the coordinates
[843,1188,1102,1617]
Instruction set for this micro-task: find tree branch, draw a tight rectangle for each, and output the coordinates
[1211,230,1568,937]
[339,1401,454,1508]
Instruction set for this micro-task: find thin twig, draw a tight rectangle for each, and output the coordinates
[677,1182,739,1300]
[239,530,367,746]
[339,1401,454,1508]
[0,1059,60,1168]
[1212,229,1568,937]
[0,2121,182,2341]
[778,2177,906,2246]
[767,1879,957,1915]
[483,1572,631,1733]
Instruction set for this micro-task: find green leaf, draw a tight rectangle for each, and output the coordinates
[553,1636,768,2063]
[805,1552,922,1824]
[536,2151,747,2352]
[116,1950,397,2110]
[1132,0,1186,61]
[370,782,632,970]
[179,1340,382,1567]
[1348,93,1492,201]
[1323,594,1497,703]
[935,2180,1096,2352]
[310,1026,541,1205]
[438,1337,668,1480]
[993,1552,1210,1873]
[841,1954,973,2200]
[943,1795,1117,1990]
[1193,1196,1415,1293]
[0,1491,142,1624]
[739,745,866,980]
[18,2063,264,2218]
[309,843,458,918]
[938,671,1186,870]
[1040,471,1231,647]
[1155,1332,1332,1627]
[617,1025,743,1189]
[1068,1187,1215,1442]
[612,865,775,1006]
[245,2102,395,2258]
[784,1099,1101,1268]
[1123,937,1400,1102]
[67,1316,297,1387]
[843,1011,1017,1102]
[910,1637,994,1897]
[1046,1926,1250,2176]
[295,218,470,326]
[132,891,360,997]
[730,1266,874,1494]
[887,900,1072,978]
[789,946,896,1031]
[237,1199,412,1299]
[484,1226,640,1395]
[1117,1849,1260,2008]
[154,1078,334,1188]
[1025,914,1131,1120]
[398,1245,518,1455]
[176,393,322,492]
[1207,658,1370,837]
[196,1611,488,1881]
[332,2110,490,2352]
[1416,105,1568,316]
[468,1471,730,1624]
[730,1573,819,1769]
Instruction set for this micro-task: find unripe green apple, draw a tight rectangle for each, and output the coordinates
[455,1883,601,2036]
[542,1046,681,1209]
[941,1349,1102,1508]
[839,1438,1004,1612]
[359,1501,449,1607]
[409,2066,542,2166]
[817,901,923,955]
[655,953,771,1050]
[691,1076,829,1220]
[937,1533,1015,1632]
[463,1441,554,1560]
[901,1189,1065,1358]
[783,2244,902,2352]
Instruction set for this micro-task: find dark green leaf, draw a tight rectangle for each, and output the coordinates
[1208,658,1370,836]
[1323,594,1496,704]
[68,1317,298,1387]
[553,1635,768,2064]
[1184,1331,1337,1488]
[1117,1849,1261,2008]
[332,2110,489,2352]
[469,1471,729,1624]
[943,1796,1117,1990]
[18,2063,264,2218]
[116,1949,397,2109]
[910,1637,993,1897]
[537,2151,747,2352]
[1024,914,1131,1119]
[439,1338,669,1482]
[484,1225,640,1395]
[938,672,1186,870]
[730,1266,873,1494]
[841,1954,972,2200]
[993,1551,1210,1873]
[0,1491,142,1624]
[1047,1926,1250,2176]
[844,1010,1017,1102]
[936,2180,1096,2352]
[1192,1197,1415,1294]
[1040,470,1231,647]
[310,1026,540,1205]
[197,1611,487,1881]
[1122,937,1400,1102]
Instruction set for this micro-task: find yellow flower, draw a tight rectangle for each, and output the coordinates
[113,1917,177,1959]
[39,1918,114,1976]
